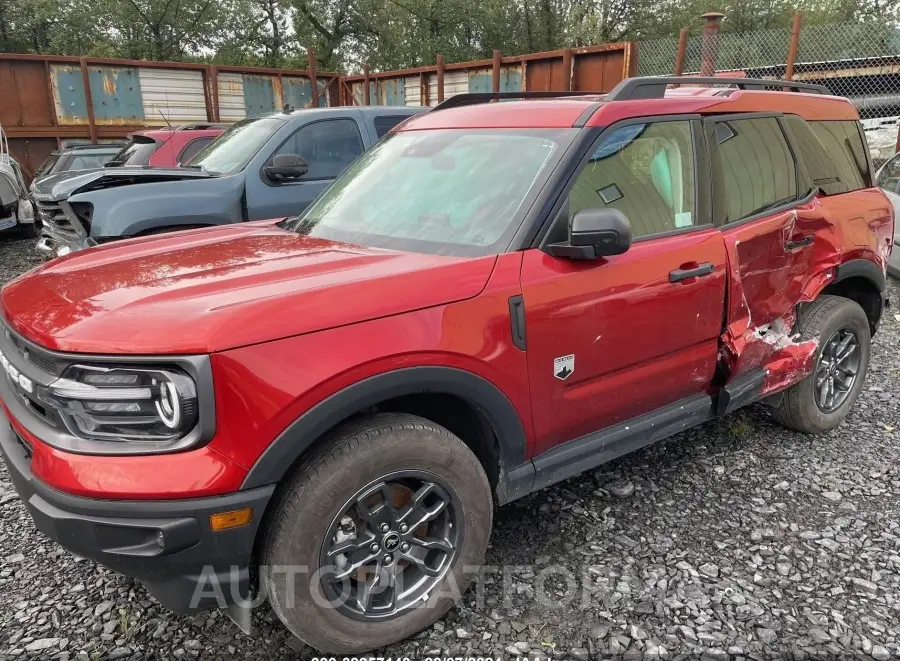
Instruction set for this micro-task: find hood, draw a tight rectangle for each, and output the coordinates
[34,166,215,201]
[0,222,496,354]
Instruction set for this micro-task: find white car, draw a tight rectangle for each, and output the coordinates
[874,152,900,278]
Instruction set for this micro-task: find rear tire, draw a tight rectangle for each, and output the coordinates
[261,413,493,653]
[770,295,870,434]
[18,222,38,238]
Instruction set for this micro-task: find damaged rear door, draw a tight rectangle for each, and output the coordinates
[708,114,822,393]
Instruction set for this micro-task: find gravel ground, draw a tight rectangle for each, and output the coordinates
[1,234,899,661]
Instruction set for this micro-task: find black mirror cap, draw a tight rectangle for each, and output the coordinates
[570,208,632,256]
[265,154,309,181]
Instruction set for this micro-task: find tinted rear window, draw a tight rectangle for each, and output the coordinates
[373,115,408,138]
[810,120,869,191]
[714,117,797,223]
[111,137,160,166]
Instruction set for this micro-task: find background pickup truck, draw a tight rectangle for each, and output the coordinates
[34,106,424,258]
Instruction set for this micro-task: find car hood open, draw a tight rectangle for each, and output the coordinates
[0,222,496,354]
[33,166,215,201]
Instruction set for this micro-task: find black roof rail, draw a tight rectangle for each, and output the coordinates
[605,76,830,100]
[430,77,830,112]
[64,142,127,150]
[433,91,604,112]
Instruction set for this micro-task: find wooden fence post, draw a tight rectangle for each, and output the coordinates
[307,48,318,107]
[492,49,502,94]
[562,48,572,91]
[363,64,371,105]
[436,55,445,103]
[785,12,802,81]
[674,28,688,77]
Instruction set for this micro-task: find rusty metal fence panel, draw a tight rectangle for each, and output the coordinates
[342,42,635,107]
[139,68,208,125]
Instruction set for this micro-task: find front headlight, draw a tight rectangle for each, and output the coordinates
[37,365,199,443]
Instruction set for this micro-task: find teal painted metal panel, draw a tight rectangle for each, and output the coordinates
[381,78,406,106]
[283,77,328,108]
[54,67,89,121]
[243,75,276,116]
[468,68,522,93]
[88,67,144,122]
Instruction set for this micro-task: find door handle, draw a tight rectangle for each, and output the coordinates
[785,235,815,250]
[669,262,715,283]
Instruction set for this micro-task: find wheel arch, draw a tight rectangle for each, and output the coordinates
[818,259,886,335]
[240,367,532,505]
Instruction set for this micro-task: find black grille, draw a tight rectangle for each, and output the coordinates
[4,328,61,376]
[37,200,84,238]
[14,432,32,460]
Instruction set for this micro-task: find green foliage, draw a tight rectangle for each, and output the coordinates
[2,0,900,72]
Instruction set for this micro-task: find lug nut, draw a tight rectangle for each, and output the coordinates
[379,523,390,533]
[383,553,393,565]
[370,542,379,552]
[400,542,410,552]
[399,523,408,533]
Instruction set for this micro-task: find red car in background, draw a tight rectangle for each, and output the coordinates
[107,123,228,168]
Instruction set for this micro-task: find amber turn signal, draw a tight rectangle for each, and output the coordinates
[209,508,253,531]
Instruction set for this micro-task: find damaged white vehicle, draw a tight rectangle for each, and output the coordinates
[0,127,37,238]
[874,151,900,278]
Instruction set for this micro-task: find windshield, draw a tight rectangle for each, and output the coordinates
[285,128,576,256]
[36,153,61,177]
[188,116,284,175]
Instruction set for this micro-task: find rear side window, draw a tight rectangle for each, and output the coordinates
[713,117,797,223]
[373,115,407,138]
[112,137,160,166]
[809,120,869,191]
[178,137,214,165]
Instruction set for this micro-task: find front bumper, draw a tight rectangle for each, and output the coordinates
[36,226,92,259]
[0,408,274,611]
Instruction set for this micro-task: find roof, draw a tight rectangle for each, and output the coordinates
[400,82,859,132]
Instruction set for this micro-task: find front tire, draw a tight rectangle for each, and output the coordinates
[771,295,871,434]
[261,413,493,653]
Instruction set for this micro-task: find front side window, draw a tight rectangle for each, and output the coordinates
[273,119,364,180]
[285,128,576,256]
[714,117,797,223]
[189,116,285,175]
[568,120,696,238]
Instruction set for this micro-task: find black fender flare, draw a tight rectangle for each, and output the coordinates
[834,258,886,291]
[240,366,531,499]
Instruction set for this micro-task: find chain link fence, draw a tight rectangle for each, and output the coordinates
[637,21,900,165]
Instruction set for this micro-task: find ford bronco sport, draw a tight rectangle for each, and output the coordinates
[0,77,893,653]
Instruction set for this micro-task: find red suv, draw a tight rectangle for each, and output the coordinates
[0,77,893,653]
[107,123,228,168]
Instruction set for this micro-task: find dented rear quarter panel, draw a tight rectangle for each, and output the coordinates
[720,187,892,394]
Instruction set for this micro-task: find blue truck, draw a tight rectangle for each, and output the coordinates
[34,106,424,258]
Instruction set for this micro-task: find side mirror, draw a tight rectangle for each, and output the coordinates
[547,208,632,259]
[264,154,308,182]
